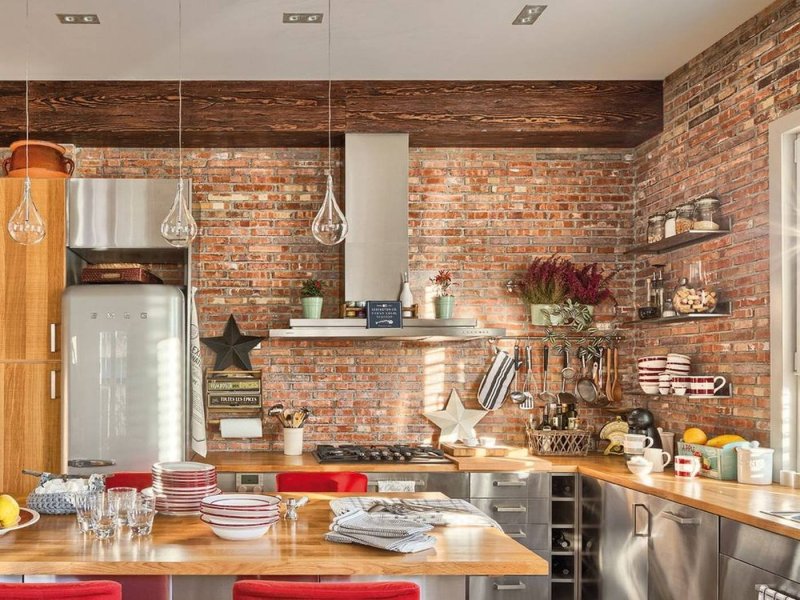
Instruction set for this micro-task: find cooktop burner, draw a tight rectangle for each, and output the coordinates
[313,444,453,464]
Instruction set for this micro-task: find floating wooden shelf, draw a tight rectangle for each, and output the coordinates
[629,381,733,400]
[626,219,731,256]
[626,301,731,325]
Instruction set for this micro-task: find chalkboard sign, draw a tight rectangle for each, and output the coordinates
[366,301,403,329]
[206,370,262,410]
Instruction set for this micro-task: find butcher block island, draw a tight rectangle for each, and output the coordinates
[0,493,547,577]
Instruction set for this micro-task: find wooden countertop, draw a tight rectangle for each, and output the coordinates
[0,492,548,577]
[198,451,800,541]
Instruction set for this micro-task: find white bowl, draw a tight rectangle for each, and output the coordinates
[206,521,274,541]
[627,460,654,477]
[639,384,659,395]
[202,494,281,508]
[201,513,278,526]
[666,353,690,361]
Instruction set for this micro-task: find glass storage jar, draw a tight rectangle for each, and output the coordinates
[672,261,718,314]
[692,196,722,231]
[675,203,695,234]
[664,209,677,238]
[647,214,665,244]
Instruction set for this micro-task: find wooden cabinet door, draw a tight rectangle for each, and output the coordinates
[0,179,66,361]
[0,363,61,497]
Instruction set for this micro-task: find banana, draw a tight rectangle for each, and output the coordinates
[706,434,746,448]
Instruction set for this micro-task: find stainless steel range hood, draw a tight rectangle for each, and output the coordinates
[269,133,505,342]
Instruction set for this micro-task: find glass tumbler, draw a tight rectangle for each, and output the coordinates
[128,493,156,537]
[70,491,100,534]
[108,487,137,527]
[90,493,118,540]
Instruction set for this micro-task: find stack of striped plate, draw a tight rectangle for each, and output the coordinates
[151,462,220,516]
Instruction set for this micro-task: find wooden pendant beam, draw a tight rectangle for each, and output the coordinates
[0,80,662,148]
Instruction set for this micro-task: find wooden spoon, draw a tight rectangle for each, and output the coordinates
[610,347,624,404]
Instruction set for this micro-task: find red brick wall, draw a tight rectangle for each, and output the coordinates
[74,147,635,451]
[630,0,799,443]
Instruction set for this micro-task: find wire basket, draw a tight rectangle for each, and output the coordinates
[25,473,105,515]
[527,428,590,456]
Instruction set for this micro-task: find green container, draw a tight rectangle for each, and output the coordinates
[301,297,323,319]
[435,296,455,319]
[677,440,749,480]
[529,304,563,326]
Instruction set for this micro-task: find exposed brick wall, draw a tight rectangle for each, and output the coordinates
[74,147,635,451]
[630,0,800,443]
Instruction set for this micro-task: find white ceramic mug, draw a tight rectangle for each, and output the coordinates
[687,375,727,395]
[283,427,304,456]
[624,433,654,455]
[644,448,671,473]
[670,376,689,396]
[674,455,701,478]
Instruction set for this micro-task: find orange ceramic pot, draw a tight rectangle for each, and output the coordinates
[3,140,74,178]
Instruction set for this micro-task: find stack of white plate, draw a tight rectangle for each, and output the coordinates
[665,353,691,375]
[637,355,667,395]
[151,462,220,516]
[200,494,281,540]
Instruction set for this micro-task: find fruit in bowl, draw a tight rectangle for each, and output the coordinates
[0,495,20,528]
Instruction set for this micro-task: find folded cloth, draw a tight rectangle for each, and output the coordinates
[758,585,797,600]
[330,497,502,529]
[324,509,436,553]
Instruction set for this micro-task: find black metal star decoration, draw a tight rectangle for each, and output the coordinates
[201,315,264,371]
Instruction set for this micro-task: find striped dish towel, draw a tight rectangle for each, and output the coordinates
[324,509,436,553]
[477,349,516,410]
[758,585,797,600]
[330,497,502,529]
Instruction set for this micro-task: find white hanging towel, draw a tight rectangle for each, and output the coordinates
[758,584,797,600]
[477,349,516,411]
[190,287,207,457]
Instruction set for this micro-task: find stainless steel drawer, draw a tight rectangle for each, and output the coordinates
[470,472,549,498]
[469,575,549,600]
[366,472,470,498]
[471,498,550,524]
[498,523,549,551]
[719,555,800,600]
[720,518,800,581]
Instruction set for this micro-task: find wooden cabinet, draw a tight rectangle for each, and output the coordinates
[0,178,65,361]
[0,363,61,497]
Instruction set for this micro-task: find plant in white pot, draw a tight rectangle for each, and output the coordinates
[430,269,457,319]
[518,255,570,325]
[300,278,324,319]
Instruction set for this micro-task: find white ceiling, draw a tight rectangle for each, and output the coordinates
[0,0,774,80]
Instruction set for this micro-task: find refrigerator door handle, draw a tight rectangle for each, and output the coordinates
[49,370,58,400]
[634,503,650,537]
[68,459,117,468]
[50,323,57,353]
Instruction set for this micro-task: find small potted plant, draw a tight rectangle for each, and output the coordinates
[430,269,457,319]
[300,278,324,319]
[518,255,571,325]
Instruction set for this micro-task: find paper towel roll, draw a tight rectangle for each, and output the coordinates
[220,418,263,439]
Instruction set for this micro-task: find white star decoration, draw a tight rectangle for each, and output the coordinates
[424,389,487,442]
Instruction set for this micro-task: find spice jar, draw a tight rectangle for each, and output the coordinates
[693,197,722,231]
[672,261,718,314]
[664,209,677,238]
[675,203,694,234]
[646,214,665,244]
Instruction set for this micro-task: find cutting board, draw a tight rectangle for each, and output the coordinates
[441,442,528,458]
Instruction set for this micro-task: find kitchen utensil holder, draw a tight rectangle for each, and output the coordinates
[527,429,590,456]
[283,427,304,456]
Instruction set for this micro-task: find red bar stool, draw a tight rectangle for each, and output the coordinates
[0,581,122,599]
[233,581,420,600]
[275,472,367,493]
[105,471,152,491]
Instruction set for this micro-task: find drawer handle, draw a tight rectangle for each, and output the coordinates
[50,323,57,353]
[494,582,526,591]
[663,511,700,526]
[493,480,525,487]
[506,529,527,539]
[493,505,527,513]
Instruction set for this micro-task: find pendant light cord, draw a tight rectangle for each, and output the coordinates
[327,0,332,173]
[178,0,183,183]
[25,0,30,183]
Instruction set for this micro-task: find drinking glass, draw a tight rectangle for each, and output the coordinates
[70,491,99,534]
[128,493,156,537]
[108,487,137,527]
[90,493,118,540]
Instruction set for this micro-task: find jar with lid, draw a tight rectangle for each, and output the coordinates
[672,261,718,314]
[646,214,665,244]
[675,203,694,234]
[664,209,677,238]
[693,196,722,231]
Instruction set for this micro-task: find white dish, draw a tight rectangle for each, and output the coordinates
[153,461,215,473]
[627,460,654,477]
[201,507,279,519]
[0,508,40,536]
[205,521,274,541]
[202,494,281,509]
[201,514,279,526]
[639,385,659,395]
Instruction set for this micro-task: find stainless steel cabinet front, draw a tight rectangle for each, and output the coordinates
[469,575,550,600]
[471,498,550,525]
[469,472,550,498]
[719,555,800,600]
[366,472,470,498]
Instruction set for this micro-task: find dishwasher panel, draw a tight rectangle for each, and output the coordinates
[719,556,800,600]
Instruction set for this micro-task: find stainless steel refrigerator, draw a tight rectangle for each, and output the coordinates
[62,284,185,475]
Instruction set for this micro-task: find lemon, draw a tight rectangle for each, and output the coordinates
[683,427,708,445]
[0,494,20,528]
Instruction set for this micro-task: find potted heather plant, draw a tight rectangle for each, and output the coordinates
[300,278,324,319]
[518,255,571,325]
[430,269,457,319]
[563,262,615,319]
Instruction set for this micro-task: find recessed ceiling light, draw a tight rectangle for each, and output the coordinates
[57,14,100,24]
[512,5,546,25]
[283,13,324,24]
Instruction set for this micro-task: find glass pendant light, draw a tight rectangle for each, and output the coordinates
[7,0,46,246]
[161,0,197,248]
[311,0,348,246]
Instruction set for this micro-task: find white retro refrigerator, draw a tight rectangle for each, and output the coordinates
[62,284,185,475]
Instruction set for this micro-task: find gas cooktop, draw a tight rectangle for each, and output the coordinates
[313,444,453,464]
